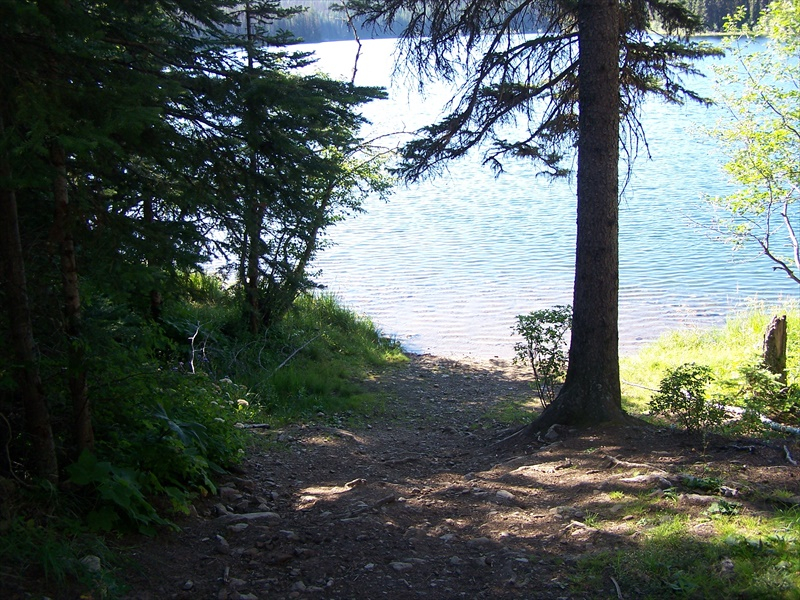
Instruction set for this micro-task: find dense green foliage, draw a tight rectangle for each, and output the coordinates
[0,0,394,565]
[708,0,800,286]
[622,304,800,433]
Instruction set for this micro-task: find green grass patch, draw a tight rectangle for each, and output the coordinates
[621,301,800,417]
[574,508,800,598]
[170,290,407,425]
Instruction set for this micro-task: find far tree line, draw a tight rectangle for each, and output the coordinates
[266,0,768,42]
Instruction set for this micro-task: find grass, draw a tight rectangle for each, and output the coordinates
[573,507,800,599]
[2,288,406,597]
[620,301,800,416]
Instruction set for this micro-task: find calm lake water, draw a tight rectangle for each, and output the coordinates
[305,38,799,360]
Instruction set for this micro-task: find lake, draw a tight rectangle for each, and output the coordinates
[305,37,799,360]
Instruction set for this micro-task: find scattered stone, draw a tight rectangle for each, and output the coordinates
[291,581,307,592]
[390,561,414,573]
[543,424,563,442]
[228,578,247,590]
[466,537,494,549]
[215,535,230,555]
[228,522,249,533]
[220,487,242,502]
[495,490,516,502]
[681,493,719,505]
[719,558,736,578]
[218,511,280,523]
[80,555,102,574]
[182,580,194,591]
[720,486,739,497]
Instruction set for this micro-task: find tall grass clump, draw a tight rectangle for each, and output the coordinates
[170,288,407,424]
[621,302,800,423]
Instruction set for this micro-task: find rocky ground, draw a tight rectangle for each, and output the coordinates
[113,354,799,600]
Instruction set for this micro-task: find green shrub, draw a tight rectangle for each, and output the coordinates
[513,305,572,408]
[649,363,726,433]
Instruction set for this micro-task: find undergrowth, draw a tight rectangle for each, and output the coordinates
[621,302,800,434]
[0,280,405,596]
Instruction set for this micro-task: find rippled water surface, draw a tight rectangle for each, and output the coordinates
[306,38,799,359]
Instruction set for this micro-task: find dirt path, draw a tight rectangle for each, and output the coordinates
[119,354,800,600]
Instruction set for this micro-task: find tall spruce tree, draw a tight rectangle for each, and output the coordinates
[348,0,717,434]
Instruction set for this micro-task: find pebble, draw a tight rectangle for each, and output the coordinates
[496,490,516,502]
[466,537,494,549]
[390,561,414,572]
[80,555,102,574]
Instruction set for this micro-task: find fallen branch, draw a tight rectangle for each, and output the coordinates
[603,454,665,473]
[273,334,322,374]
[784,445,798,466]
[610,576,624,600]
[721,404,800,436]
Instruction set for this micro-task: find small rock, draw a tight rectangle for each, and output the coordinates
[448,556,463,566]
[544,424,563,441]
[228,578,247,590]
[228,522,249,532]
[215,535,231,555]
[363,563,375,571]
[496,490,516,502]
[719,558,736,578]
[439,533,456,542]
[466,537,494,549]
[390,561,414,572]
[80,555,102,574]
[291,581,307,592]
[681,493,719,505]
[182,580,194,591]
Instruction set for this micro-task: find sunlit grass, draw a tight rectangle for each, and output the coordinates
[574,507,800,598]
[621,301,800,415]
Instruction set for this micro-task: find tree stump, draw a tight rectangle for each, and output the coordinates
[763,314,787,383]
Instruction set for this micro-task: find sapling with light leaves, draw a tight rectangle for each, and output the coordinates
[513,305,572,408]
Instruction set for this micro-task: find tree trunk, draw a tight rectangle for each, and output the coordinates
[528,0,625,432]
[762,314,787,384]
[51,140,94,453]
[0,117,59,482]
[245,203,265,334]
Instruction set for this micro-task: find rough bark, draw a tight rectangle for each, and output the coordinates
[51,140,94,452]
[528,0,625,433]
[0,118,59,482]
[762,314,787,384]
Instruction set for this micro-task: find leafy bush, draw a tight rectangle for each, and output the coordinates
[649,363,726,433]
[513,305,572,408]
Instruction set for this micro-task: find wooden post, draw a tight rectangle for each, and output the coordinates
[763,315,788,384]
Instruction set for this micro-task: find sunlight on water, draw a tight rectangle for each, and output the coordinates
[303,38,799,360]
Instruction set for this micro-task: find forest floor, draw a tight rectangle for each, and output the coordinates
[115,354,800,600]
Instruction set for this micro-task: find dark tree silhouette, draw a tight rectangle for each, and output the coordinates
[348,0,717,435]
